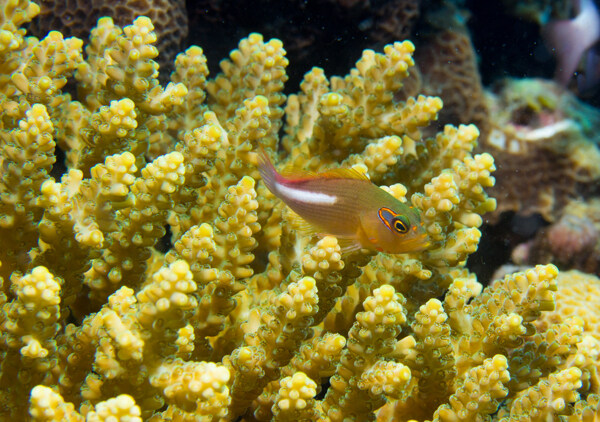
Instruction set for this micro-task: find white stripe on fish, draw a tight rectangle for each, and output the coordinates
[276,183,338,205]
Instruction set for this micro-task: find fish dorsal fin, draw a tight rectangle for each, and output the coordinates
[319,167,370,180]
[280,166,370,181]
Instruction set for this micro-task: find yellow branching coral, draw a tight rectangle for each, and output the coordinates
[0,3,594,421]
[30,386,142,422]
[406,299,455,410]
[433,355,511,422]
[0,103,55,279]
[273,372,320,421]
[0,265,61,414]
[4,266,60,358]
[29,385,85,422]
[11,30,82,104]
[323,285,411,421]
[150,360,231,418]
[84,151,186,303]
[503,367,583,422]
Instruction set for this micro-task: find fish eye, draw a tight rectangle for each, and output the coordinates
[392,218,409,233]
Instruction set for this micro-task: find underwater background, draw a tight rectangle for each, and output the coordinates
[1,0,600,420]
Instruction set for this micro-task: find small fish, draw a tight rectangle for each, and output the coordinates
[258,150,430,254]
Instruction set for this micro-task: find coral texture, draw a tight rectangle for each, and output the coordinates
[0,3,596,421]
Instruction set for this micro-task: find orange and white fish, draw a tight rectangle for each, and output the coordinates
[258,151,430,254]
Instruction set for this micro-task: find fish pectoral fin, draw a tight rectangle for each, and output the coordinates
[336,237,364,254]
[285,209,318,235]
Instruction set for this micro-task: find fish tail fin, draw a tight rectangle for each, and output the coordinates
[257,147,280,195]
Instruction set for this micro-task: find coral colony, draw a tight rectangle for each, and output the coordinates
[0,1,599,421]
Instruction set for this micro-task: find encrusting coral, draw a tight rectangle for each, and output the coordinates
[512,198,600,276]
[411,2,489,137]
[0,1,598,420]
[482,78,600,223]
